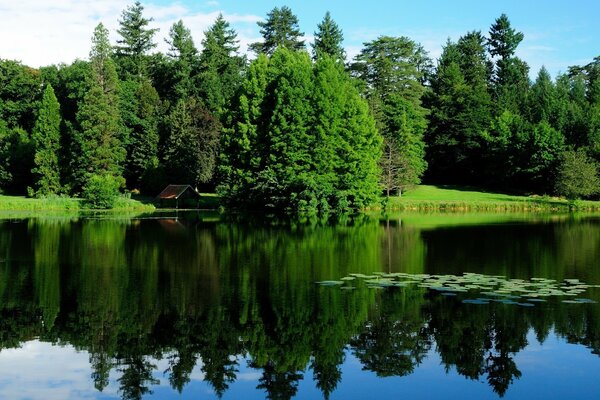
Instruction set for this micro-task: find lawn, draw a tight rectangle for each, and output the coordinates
[381,185,600,212]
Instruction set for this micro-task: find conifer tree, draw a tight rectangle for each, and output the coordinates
[312,12,345,63]
[198,14,245,118]
[249,6,305,55]
[75,23,125,192]
[116,1,159,78]
[352,36,429,193]
[31,84,62,196]
[166,19,198,102]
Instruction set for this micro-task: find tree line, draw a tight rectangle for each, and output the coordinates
[0,3,599,210]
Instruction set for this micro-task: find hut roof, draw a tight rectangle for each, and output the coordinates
[156,185,201,200]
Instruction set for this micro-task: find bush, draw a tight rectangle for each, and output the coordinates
[555,149,600,200]
[82,174,123,209]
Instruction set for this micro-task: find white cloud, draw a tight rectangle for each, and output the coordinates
[0,0,261,67]
[0,340,119,400]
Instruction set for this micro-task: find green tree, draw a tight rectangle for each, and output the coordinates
[312,12,345,63]
[75,23,125,193]
[529,67,557,123]
[249,6,305,55]
[119,78,160,191]
[0,59,42,132]
[220,49,381,214]
[555,148,600,199]
[163,97,221,187]
[198,14,246,118]
[31,84,62,196]
[115,1,159,78]
[351,36,429,194]
[487,14,529,113]
[165,20,198,102]
[218,54,270,206]
[425,34,493,184]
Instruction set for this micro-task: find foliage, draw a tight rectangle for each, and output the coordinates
[351,36,429,194]
[220,49,381,214]
[165,19,198,102]
[555,148,600,199]
[163,97,221,186]
[250,6,305,55]
[115,1,158,78]
[197,14,245,118]
[31,84,62,197]
[74,23,125,192]
[82,173,123,209]
[312,12,345,63]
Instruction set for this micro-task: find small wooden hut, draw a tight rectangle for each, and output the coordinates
[156,185,202,209]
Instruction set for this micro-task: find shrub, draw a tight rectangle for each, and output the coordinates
[82,174,123,209]
[555,149,600,200]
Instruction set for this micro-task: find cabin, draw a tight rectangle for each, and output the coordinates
[155,185,202,209]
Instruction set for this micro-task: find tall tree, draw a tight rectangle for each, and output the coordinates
[351,36,429,194]
[198,14,245,118]
[220,49,381,214]
[163,97,221,187]
[249,6,305,55]
[119,78,160,191]
[115,1,159,78]
[487,14,529,113]
[425,34,493,184]
[74,23,125,191]
[165,19,198,102]
[31,84,62,196]
[312,12,345,63]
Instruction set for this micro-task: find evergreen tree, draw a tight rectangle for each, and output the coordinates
[119,78,160,191]
[249,6,305,55]
[165,19,198,102]
[198,14,245,118]
[487,14,529,113]
[163,97,221,187]
[218,54,270,206]
[425,34,493,184]
[75,23,125,192]
[220,49,381,214]
[116,1,159,78]
[312,12,345,63]
[351,36,429,194]
[529,67,557,123]
[31,84,62,196]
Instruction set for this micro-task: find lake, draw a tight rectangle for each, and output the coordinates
[0,212,599,399]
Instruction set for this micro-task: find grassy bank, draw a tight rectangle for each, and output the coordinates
[378,185,600,212]
[0,194,155,212]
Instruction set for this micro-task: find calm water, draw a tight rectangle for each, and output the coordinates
[1,212,600,399]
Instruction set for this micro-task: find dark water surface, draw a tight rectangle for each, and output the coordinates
[1,212,600,399]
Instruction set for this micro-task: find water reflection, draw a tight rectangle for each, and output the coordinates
[0,213,599,399]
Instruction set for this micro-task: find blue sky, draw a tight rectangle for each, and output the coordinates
[0,0,598,78]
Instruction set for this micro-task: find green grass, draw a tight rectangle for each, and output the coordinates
[0,194,155,212]
[377,185,600,212]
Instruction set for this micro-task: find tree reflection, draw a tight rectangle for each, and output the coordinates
[0,215,599,399]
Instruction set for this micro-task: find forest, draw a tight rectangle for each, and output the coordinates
[0,2,599,212]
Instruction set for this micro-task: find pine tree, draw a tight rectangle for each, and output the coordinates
[119,78,160,191]
[219,49,381,214]
[31,84,62,196]
[166,19,198,102]
[116,1,159,78]
[312,12,345,63]
[218,54,270,205]
[249,6,305,55]
[487,14,529,113]
[75,23,125,192]
[164,97,221,187]
[529,67,556,124]
[425,34,493,184]
[198,14,245,118]
[351,36,429,194]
